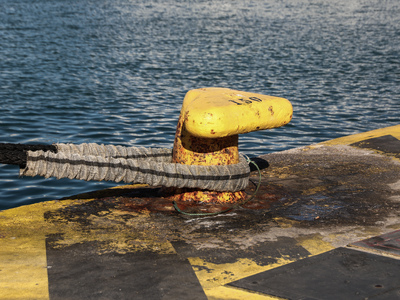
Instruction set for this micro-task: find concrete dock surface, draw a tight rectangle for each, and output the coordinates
[1,125,400,299]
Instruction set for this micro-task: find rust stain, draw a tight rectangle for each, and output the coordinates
[166,188,246,204]
[170,113,242,203]
[172,115,239,166]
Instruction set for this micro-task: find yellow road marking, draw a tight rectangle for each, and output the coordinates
[296,234,334,256]
[189,257,295,299]
[0,195,177,299]
[322,124,400,146]
[0,203,51,299]
[206,286,285,300]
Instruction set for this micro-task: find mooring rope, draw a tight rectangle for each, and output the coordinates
[172,154,262,216]
[8,143,250,192]
[0,143,57,168]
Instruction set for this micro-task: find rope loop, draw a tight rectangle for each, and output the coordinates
[173,154,262,216]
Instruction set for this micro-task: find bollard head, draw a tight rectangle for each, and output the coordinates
[180,87,293,138]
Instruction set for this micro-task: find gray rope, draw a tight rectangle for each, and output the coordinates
[20,143,250,192]
[173,154,262,216]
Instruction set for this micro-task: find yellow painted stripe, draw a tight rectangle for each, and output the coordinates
[188,235,335,299]
[189,257,295,299]
[0,198,97,299]
[0,184,177,300]
[206,286,285,300]
[296,234,335,256]
[0,204,50,300]
[321,124,400,146]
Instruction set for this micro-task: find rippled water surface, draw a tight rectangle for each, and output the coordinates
[1,0,399,210]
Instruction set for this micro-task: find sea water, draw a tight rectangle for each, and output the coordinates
[1,0,399,210]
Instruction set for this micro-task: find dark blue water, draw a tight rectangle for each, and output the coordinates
[1,0,399,210]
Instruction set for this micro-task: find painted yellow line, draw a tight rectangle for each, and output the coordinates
[205,286,286,300]
[0,204,50,300]
[0,198,97,299]
[296,234,335,256]
[189,257,296,299]
[321,124,400,146]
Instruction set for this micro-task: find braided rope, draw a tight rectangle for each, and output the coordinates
[0,143,57,167]
[20,143,250,192]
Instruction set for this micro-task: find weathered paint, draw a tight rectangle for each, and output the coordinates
[170,88,292,204]
[171,92,241,204]
[0,199,90,300]
[189,257,292,300]
[321,124,400,147]
[180,87,293,138]
[172,114,240,166]
[296,234,335,255]
[0,205,50,300]
[1,125,400,299]
[171,114,243,203]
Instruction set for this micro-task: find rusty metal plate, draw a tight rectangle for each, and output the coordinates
[350,230,400,257]
[228,248,400,300]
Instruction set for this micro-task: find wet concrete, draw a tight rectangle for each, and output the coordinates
[36,143,400,282]
[49,143,400,238]
[258,145,400,227]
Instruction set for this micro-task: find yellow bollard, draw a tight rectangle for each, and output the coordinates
[170,113,245,203]
[168,87,293,204]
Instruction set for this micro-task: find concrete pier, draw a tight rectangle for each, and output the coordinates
[1,125,399,299]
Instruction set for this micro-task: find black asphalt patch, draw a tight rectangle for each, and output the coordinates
[46,235,207,300]
[351,135,400,158]
[229,247,400,300]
